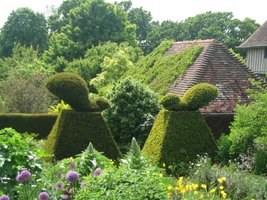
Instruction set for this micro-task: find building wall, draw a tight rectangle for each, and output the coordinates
[247,48,267,74]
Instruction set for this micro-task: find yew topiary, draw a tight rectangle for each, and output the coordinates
[142,110,217,166]
[46,72,89,112]
[182,83,218,111]
[160,93,181,111]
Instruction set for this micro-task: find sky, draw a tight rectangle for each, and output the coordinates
[0,0,266,28]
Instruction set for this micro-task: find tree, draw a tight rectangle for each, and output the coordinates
[0,8,48,57]
[128,7,153,54]
[0,45,54,113]
[182,12,259,53]
[104,78,160,152]
[65,42,143,85]
[146,20,184,54]
[46,0,138,61]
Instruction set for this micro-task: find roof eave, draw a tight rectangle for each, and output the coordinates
[238,44,267,49]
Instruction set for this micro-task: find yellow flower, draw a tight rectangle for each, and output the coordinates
[209,188,216,193]
[159,173,163,178]
[181,189,186,194]
[221,191,227,199]
[201,184,207,189]
[178,176,183,185]
[167,185,173,190]
[193,191,199,195]
[219,186,224,190]
[192,183,198,190]
[218,177,226,183]
[199,194,204,199]
[162,163,166,167]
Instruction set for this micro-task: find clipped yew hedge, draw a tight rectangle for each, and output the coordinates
[0,113,57,139]
[142,110,217,166]
[44,110,121,160]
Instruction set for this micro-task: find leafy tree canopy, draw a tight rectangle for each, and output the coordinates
[46,0,138,61]
[0,7,48,57]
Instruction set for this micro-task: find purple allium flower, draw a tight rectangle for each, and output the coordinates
[80,181,86,188]
[66,171,79,183]
[92,168,103,177]
[16,170,31,183]
[69,163,76,169]
[55,182,65,190]
[56,173,63,179]
[0,195,10,200]
[39,192,49,200]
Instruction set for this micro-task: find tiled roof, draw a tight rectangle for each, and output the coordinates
[167,39,262,113]
[239,21,267,48]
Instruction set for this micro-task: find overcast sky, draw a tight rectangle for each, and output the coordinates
[0,0,266,28]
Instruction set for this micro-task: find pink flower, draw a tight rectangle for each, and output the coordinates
[92,168,103,177]
[55,182,64,190]
[69,163,76,169]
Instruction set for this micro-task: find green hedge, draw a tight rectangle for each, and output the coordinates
[142,110,217,166]
[44,110,121,160]
[0,113,57,139]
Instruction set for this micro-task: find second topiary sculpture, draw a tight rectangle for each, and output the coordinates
[143,83,218,167]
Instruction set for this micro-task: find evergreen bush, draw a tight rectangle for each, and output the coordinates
[160,93,181,111]
[46,72,89,112]
[44,110,121,160]
[182,83,218,111]
[142,110,217,166]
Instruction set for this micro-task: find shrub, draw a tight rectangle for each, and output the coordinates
[104,78,160,152]
[44,110,121,161]
[227,92,267,158]
[46,72,89,111]
[0,128,47,196]
[142,110,217,167]
[182,83,218,111]
[188,156,267,200]
[254,137,267,175]
[74,138,170,200]
[160,93,181,111]
[48,100,72,114]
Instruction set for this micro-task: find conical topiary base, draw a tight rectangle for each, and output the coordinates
[44,110,121,160]
[142,109,217,165]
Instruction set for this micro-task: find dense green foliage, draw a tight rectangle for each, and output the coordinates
[143,110,217,166]
[65,42,142,84]
[145,12,259,55]
[0,45,54,113]
[46,72,89,112]
[188,156,267,200]
[126,40,203,94]
[0,8,48,57]
[0,113,57,139]
[217,85,267,174]
[0,128,47,196]
[46,0,137,61]
[74,139,170,200]
[160,93,181,111]
[91,50,135,95]
[44,110,121,160]
[182,83,219,111]
[104,78,159,152]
